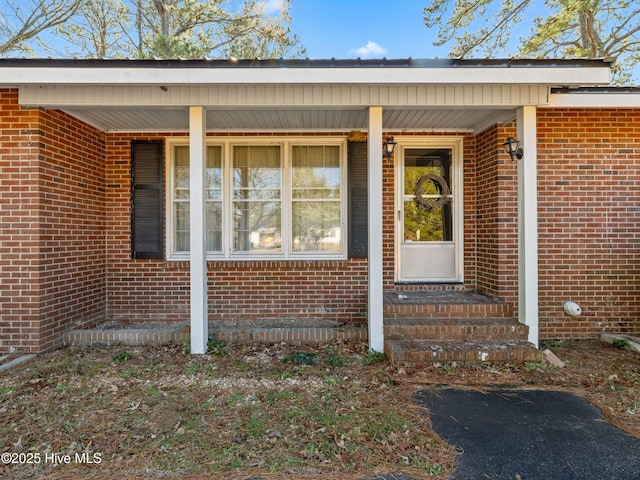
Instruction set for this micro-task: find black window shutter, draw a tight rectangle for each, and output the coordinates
[348,141,368,258]
[131,141,164,259]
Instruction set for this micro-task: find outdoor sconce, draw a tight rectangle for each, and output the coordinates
[383,137,397,165]
[503,136,524,162]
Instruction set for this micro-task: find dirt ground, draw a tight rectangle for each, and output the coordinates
[0,339,638,480]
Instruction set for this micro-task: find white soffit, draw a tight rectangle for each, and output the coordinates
[62,106,517,132]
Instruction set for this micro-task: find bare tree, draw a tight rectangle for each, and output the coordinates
[49,0,304,60]
[0,0,86,56]
[423,0,640,83]
[55,0,130,58]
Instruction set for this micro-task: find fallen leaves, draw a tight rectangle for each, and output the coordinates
[0,339,637,480]
[0,341,453,479]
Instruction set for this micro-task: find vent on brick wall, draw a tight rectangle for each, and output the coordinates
[131,140,164,259]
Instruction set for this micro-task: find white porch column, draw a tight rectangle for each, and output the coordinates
[368,106,384,352]
[517,106,539,347]
[189,106,208,354]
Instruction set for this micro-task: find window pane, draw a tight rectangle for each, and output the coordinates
[292,201,341,252]
[206,145,222,200]
[175,146,190,200]
[233,201,281,252]
[292,145,340,199]
[233,145,281,198]
[175,202,190,252]
[232,145,282,253]
[206,201,222,251]
[172,145,223,253]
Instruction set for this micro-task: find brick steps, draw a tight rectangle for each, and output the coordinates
[385,339,543,364]
[385,317,529,342]
[383,290,541,365]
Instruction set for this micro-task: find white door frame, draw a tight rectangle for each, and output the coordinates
[395,136,464,283]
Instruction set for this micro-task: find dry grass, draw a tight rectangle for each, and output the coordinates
[0,339,638,479]
[0,341,454,480]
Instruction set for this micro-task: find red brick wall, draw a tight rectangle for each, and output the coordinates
[462,134,478,290]
[0,90,41,352]
[4,87,639,351]
[474,124,519,304]
[37,109,107,351]
[105,133,368,324]
[537,108,640,339]
[0,90,106,352]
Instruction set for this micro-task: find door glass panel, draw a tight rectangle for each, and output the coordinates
[403,148,453,242]
[404,200,454,242]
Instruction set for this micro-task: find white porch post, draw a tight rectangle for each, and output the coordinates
[189,106,208,354]
[517,106,539,347]
[368,107,384,352]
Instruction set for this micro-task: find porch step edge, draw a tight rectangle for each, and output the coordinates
[63,324,367,347]
[383,304,513,319]
[384,317,529,342]
[385,339,543,365]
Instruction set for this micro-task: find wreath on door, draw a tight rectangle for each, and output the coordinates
[414,174,451,209]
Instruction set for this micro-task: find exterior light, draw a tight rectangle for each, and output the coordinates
[383,137,397,165]
[503,136,523,162]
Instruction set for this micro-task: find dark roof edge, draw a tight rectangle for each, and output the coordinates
[0,57,613,69]
[552,86,640,93]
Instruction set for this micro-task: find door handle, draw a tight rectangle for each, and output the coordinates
[398,210,402,221]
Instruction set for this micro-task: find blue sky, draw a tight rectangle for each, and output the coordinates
[287,0,442,59]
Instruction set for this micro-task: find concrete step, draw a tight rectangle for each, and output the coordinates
[385,339,543,365]
[384,317,529,342]
[0,354,37,373]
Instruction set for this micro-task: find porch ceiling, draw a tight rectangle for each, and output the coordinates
[62,106,518,133]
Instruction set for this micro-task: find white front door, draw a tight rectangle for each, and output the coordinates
[396,138,463,282]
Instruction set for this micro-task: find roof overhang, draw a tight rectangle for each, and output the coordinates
[0,58,613,86]
[0,58,614,132]
[549,87,640,107]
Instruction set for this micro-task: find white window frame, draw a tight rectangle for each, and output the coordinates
[165,136,348,261]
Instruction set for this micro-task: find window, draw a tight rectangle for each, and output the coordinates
[166,138,346,260]
[172,145,222,254]
[291,145,342,253]
[233,145,282,254]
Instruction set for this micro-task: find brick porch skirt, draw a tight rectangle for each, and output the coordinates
[64,319,367,348]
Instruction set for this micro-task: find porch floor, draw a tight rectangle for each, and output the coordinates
[383,289,504,306]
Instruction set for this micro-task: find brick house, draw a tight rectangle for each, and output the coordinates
[0,58,638,359]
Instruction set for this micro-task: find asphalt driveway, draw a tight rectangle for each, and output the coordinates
[416,388,640,479]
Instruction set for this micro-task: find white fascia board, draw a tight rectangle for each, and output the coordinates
[0,65,611,86]
[549,92,640,107]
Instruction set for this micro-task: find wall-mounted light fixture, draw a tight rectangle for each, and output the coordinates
[383,137,397,165]
[503,136,524,162]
